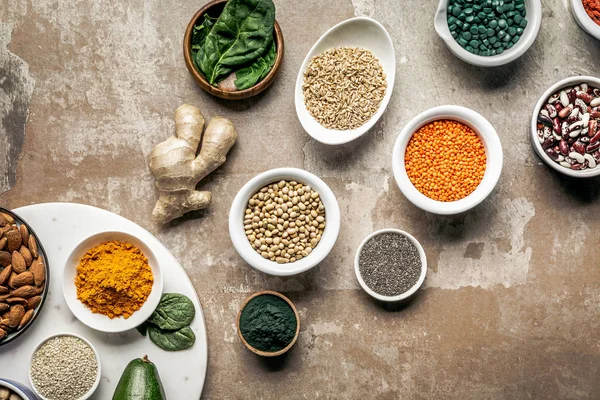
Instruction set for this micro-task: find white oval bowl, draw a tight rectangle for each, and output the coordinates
[229,168,340,276]
[354,229,427,302]
[62,230,164,333]
[29,332,101,400]
[294,17,395,145]
[571,0,600,39]
[392,105,503,215]
[434,0,542,67]
[531,76,600,178]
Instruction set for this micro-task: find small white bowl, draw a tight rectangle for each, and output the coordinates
[354,229,427,302]
[392,105,503,215]
[531,76,600,178]
[571,0,600,39]
[229,168,340,276]
[62,231,164,333]
[294,17,395,145]
[434,0,542,67]
[29,333,101,400]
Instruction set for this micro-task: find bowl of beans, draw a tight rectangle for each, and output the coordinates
[531,76,600,177]
[229,168,341,276]
[392,105,503,215]
[571,0,600,40]
[434,0,542,67]
[354,229,427,302]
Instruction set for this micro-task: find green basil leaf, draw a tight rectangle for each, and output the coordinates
[197,0,275,85]
[148,325,196,351]
[234,41,276,90]
[148,293,195,331]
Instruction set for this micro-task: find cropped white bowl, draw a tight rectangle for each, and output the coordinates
[531,76,600,178]
[294,17,395,145]
[392,105,503,215]
[434,0,542,67]
[571,0,600,39]
[354,229,427,302]
[229,168,340,276]
[29,332,101,400]
[62,231,164,333]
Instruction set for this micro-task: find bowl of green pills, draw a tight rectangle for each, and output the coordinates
[434,0,542,67]
[237,291,300,357]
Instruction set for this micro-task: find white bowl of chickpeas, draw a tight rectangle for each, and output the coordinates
[229,168,341,276]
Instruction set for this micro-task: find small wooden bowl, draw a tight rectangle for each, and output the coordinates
[183,0,284,100]
[237,290,299,357]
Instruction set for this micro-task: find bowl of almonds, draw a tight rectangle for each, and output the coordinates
[0,208,48,346]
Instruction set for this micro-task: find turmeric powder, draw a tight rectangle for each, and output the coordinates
[75,240,154,319]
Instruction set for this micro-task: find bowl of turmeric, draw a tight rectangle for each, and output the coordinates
[62,231,164,333]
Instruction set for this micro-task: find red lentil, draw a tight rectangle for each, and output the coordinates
[404,120,486,202]
[583,0,600,25]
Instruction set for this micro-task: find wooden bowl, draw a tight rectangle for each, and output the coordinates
[183,0,284,100]
[237,290,299,357]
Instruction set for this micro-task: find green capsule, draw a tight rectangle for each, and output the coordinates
[507,18,514,26]
[514,14,522,24]
[458,37,469,47]
[469,39,480,48]
[473,16,481,23]
[488,36,498,44]
[463,23,471,31]
[452,5,462,16]
[490,49,497,55]
[498,30,506,38]
[512,34,520,43]
[473,4,482,11]
[506,41,514,49]
[520,18,528,28]
[496,5,504,13]
[493,41,502,48]
[486,28,495,36]
[473,48,480,55]
[498,19,507,28]
[489,20,498,28]
[470,25,479,34]
[448,16,457,24]
[516,3,525,11]
[464,7,474,15]
[507,26,517,35]
[465,45,476,53]
[479,43,488,51]
[496,46,504,54]
[516,27,524,34]
[478,25,486,34]
[452,31,458,38]
[462,31,472,40]
[456,20,464,28]
[478,11,486,19]
[466,15,475,22]
[507,11,516,17]
[483,7,492,12]
[502,33,511,42]
[449,23,457,32]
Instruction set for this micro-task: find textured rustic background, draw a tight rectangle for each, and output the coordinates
[1,0,600,398]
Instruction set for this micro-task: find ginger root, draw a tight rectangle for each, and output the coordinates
[150,104,237,224]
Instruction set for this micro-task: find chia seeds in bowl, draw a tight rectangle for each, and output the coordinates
[354,229,427,302]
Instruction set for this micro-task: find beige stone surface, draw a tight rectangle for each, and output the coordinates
[1,0,600,398]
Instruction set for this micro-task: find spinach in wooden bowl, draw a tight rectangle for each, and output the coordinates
[191,0,277,91]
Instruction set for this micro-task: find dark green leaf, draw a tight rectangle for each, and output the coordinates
[191,14,217,70]
[136,322,149,336]
[148,293,195,331]
[234,41,276,90]
[197,0,275,85]
[148,325,196,351]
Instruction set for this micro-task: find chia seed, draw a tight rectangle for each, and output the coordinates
[30,335,98,400]
[358,232,422,297]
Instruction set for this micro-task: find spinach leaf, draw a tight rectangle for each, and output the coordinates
[191,14,217,70]
[234,41,276,90]
[148,293,195,331]
[136,322,149,336]
[148,325,196,351]
[197,0,275,85]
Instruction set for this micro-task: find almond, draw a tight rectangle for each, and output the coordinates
[28,236,38,258]
[0,266,11,286]
[0,213,14,225]
[6,297,27,305]
[10,286,37,298]
[19,224,29,247]
[0,303,8,313]
[0,213,6,227]
[18,309,33,329]
[0,237,6,251]
[0,328,6,340]
[8,304,24,328]
[5,230,21,253]
[31,260,45,287]
[0,294,8,302]
[26,296,41,310]
[19,246,32,267]
[11,271,33,287]
[7,272,16,289]
[0,286,7,295]
[11,251,26,274]
[0,252,10,267]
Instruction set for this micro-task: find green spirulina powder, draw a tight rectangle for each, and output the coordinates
[239,294,297,353]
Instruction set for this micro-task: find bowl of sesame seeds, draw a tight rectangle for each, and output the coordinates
[354,229,427,302]
[29,333,100,400]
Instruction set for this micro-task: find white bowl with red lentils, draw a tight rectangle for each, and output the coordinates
[392,105,503,215]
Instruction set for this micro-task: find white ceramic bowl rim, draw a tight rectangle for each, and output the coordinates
[294,16,396,145]
[229,168,341,277]
[0,379,38,400]
[392,105,503,215]
[571,0,600,39]
[29,332,101,400]
[530,75,600,178]
[62,230,164,333]
[354,229,427,302]
[434,0,542,67]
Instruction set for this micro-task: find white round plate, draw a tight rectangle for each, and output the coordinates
[0,203,207,399]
